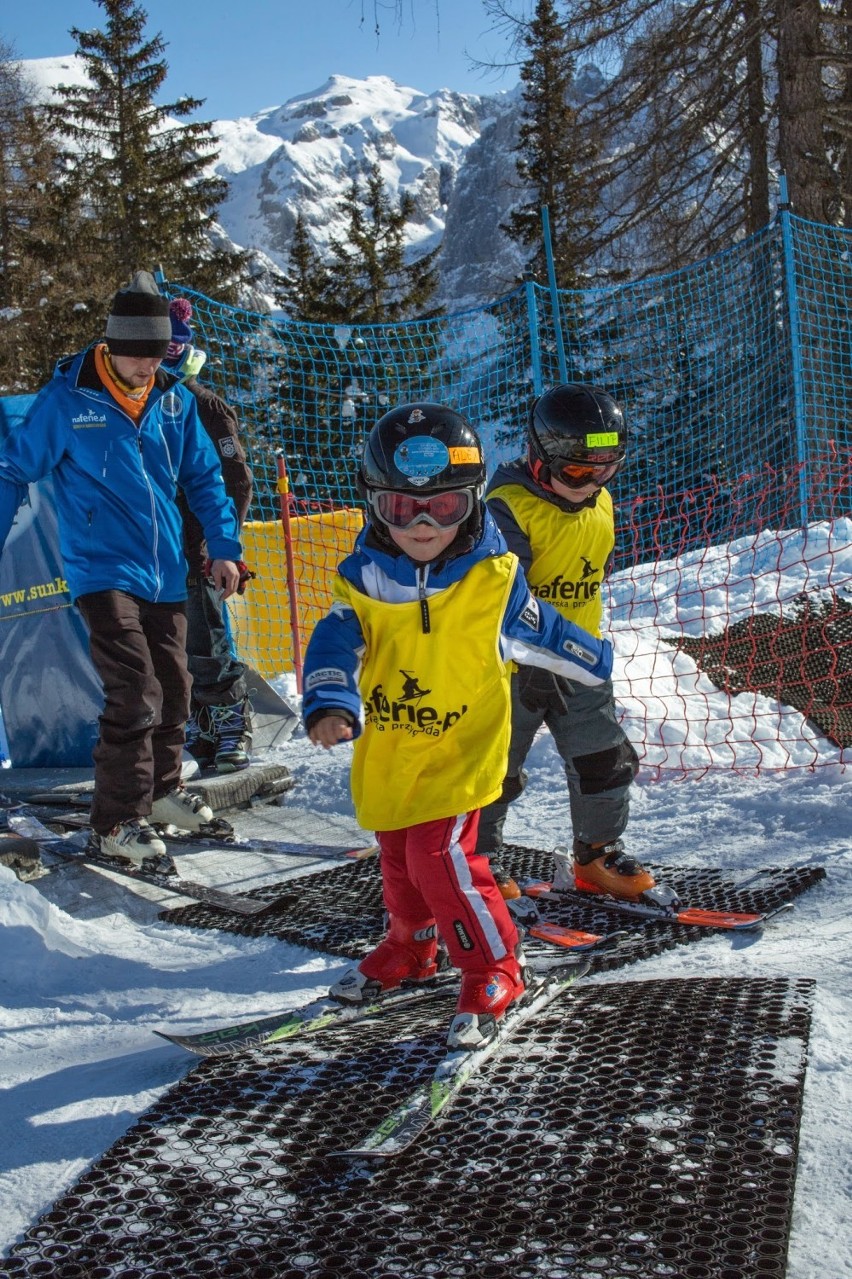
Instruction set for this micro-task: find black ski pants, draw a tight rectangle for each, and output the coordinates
[185,572,247,707]
[76,590,191,834]
[476,673,639,853]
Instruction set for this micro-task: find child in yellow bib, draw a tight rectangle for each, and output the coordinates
[303,403,612,1050]
[476,383,655,905]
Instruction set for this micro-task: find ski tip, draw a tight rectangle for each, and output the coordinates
[347,843,380,859]
[675,907,766,930]
[151,1027,261,1057]
[249,896,289,917]
[151,1028,207,1049]
[518,879,552,897]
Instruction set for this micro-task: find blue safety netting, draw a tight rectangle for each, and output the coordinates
[1,209,849,771]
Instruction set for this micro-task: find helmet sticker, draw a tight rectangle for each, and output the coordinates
[393,437,450,485]
[585,431,619,448]
[407,409,427,423]
[448,446,481,465]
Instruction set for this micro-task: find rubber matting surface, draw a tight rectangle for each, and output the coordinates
[0,976,813,1279]
[161,846,826,975]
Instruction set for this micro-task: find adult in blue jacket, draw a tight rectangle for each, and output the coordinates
[0,272,243,866]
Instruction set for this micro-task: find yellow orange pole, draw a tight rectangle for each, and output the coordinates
[275,451,304,694]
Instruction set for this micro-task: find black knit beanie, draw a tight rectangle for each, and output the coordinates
[105,270,172,357]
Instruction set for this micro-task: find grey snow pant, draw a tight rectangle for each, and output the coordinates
[475,672,639,856]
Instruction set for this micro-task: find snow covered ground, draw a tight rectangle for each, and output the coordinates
[1,703,850,1277]
[2,514,852,1279]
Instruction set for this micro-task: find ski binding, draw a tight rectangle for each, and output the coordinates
[333,956,590,1158]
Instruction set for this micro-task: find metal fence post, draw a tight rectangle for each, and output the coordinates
[541,205,568,383]
[777,174,810,527]
[524,272,544,396]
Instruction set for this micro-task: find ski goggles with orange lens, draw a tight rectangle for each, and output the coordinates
[553,452,623,488]
[370,488,474,530]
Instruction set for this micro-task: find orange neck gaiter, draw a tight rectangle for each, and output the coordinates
[94,343,154,422]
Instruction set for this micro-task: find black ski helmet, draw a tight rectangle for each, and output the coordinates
[528,383,628,482]
[359,402,486,547]
[360,402,486,494]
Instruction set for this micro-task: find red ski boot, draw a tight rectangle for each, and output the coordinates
[446,950,526,1049]
[329,916,439,1004]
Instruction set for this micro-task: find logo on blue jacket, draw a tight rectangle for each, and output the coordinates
[160,391,183,423]
[71,409,107,429]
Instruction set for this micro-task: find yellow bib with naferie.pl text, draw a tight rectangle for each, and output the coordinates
[487,484,615,639]
[338,553,518,831]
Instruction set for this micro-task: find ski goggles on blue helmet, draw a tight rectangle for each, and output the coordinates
[367,487,475,531]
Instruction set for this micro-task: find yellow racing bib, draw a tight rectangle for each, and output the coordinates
[338,554,518,829]
[488,484,614,638]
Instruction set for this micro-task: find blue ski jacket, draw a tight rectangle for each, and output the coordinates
[302,510,614,736]
[0,347,242,602]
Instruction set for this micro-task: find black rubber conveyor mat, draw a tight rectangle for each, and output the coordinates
[160,846,826,978]
[0,976,813,1279]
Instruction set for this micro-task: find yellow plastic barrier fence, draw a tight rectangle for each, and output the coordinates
[227,507,364,680]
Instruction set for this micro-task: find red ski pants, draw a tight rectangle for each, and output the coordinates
[375,811,519,973]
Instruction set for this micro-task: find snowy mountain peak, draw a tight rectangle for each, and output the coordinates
[17,53,91,100]
[212,74,494,267]
[18,55,516,307]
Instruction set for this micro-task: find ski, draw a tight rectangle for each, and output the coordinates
[333,956,590,1159]
[22,790,93,809]
[157,830,379,861]
[19,807,378,862]
[521,880,793,931]
[527,920,624,950]
[154,926,605,1059]
[154,973,461,1057]
[3,809,283,918]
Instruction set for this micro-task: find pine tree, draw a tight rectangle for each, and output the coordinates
[263,168,443,504]
[0,49,96,391]
[502,0,598,290]
[575,0,777,268]
[274,211,334,321]
[497,0,850,269]
[776,0,840,224]
[326,163,441,323]
[47,0,248,303]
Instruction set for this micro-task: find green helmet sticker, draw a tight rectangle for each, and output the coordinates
[585,431,620,448]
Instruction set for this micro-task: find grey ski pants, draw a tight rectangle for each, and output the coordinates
[475,672,639,855]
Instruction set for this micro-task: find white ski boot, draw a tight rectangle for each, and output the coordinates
[150,786,214,832]
[92,818,168,867]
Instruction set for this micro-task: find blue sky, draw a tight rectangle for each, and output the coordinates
[3,0,523,119]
